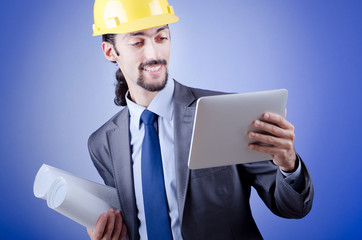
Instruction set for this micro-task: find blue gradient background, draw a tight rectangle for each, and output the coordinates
[1,1,361,239]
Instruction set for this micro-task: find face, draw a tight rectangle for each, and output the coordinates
[111,26,171,93]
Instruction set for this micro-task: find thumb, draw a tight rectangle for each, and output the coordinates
[86,228,94,238]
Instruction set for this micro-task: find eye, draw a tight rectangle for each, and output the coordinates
[130,40,143,47]
[131,42,141,46]
[157,36,168,43]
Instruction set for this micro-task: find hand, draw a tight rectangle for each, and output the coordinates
[87,208,127,240]
[248,111,297,172]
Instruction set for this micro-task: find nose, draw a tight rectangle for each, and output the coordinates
[143,41,159,60]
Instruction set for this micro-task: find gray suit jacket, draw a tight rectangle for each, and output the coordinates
[88,80,314,240]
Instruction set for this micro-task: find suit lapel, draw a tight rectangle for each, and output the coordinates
[173,81,196,225]
[106,108,138,240]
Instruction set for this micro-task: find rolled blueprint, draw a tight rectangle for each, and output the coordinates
[33,164,120,230]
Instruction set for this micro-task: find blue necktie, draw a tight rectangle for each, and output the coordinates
[140,109,172,240]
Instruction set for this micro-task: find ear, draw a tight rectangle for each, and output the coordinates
[101,42,118,62]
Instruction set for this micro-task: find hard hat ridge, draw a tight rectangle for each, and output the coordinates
[92,0,179,36]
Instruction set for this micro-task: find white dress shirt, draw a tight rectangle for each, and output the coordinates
[126,79,182,240]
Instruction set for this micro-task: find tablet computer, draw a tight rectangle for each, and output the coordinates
[188,89,288,169]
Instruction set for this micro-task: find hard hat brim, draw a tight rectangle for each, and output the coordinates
[93,14,179,36]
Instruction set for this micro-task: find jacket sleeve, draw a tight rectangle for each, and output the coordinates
[238,154,314,219]
[88,132,116,188]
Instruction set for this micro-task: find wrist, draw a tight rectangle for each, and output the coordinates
[280,155,298,173]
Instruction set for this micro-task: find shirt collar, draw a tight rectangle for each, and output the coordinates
[126,78,175,129]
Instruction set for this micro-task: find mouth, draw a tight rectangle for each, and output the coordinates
[141,64,163,77]
[142,64,162,72]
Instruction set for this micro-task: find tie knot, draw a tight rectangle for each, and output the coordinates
[141,109,156,125]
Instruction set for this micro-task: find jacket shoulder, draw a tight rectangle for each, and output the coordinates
[88,107,128,150]
[173,80,227,107]
[189,86,225,99]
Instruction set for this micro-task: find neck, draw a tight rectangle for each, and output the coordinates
[128,85,158,107]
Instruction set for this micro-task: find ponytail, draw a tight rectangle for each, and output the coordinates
[114,68,128,106]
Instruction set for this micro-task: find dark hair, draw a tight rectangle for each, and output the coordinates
[102,34,128,106]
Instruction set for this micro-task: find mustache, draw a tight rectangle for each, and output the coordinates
[139,59,167,70]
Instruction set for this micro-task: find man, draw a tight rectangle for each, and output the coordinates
[87,1,314,239]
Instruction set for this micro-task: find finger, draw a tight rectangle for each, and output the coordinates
[103,209,116,240]
[248,132,293,150]
[111,210,122,240]
[263,112,294,130]
[248,143,283,156]
[284,108,287,118]
[93,213,108,240]
[119,223,127,240]
[252,120,295,140]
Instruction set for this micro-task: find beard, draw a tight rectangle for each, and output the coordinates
[137,71,168,92]
[137,59,168,92]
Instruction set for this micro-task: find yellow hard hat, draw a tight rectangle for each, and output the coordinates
[92,0,179,36]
